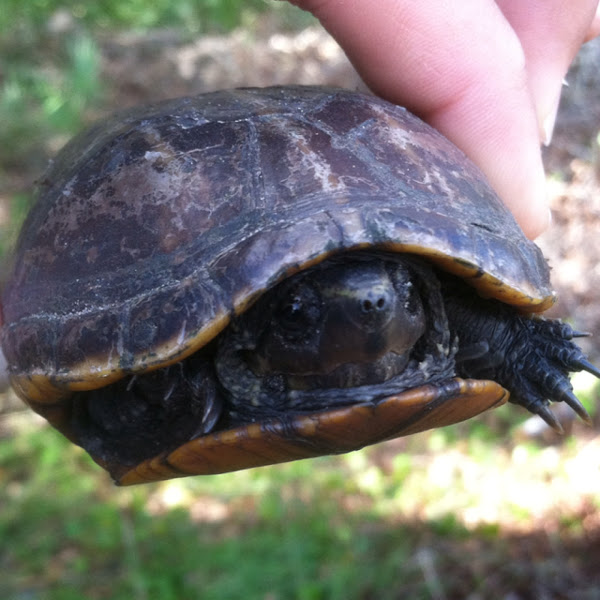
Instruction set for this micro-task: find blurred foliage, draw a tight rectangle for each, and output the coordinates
[0,0,272,34]
[0,33,101,171]
[0,193,29,259]
[2,406,600,599]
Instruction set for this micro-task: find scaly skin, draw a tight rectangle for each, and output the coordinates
[444,280,599,430]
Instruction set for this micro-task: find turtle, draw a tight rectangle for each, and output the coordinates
[0,85,597,486]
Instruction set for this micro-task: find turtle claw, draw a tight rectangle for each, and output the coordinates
[558,386,593,426]
[570,330,591,339]
[468,316,598,428]
[575,357,600,379]
[535,404,564,434]
[518,319,599,426]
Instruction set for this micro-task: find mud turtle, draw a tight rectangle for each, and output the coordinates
[1,86,598,485]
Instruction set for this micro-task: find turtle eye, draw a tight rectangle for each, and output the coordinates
[280,296,305,327]
[276,284,321,338]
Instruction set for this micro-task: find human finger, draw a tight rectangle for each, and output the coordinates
[497,0,600,144]
[288,0,549,238]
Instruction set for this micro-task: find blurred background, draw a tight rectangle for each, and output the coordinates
[1,2,599,598]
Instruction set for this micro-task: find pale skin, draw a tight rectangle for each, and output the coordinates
[286,0,600,239]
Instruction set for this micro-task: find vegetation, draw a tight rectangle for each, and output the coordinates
[1,0,273,33]
[2,401,600,599]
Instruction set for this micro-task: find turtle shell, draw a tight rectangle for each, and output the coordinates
[1,85,552,484]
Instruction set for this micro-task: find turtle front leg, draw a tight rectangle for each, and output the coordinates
[71,355,222,468]
[444,285,600,430]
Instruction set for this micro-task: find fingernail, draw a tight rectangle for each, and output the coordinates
[540,80,568,147]
[541,94,561,147]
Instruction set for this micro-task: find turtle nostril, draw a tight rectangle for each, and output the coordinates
[361,296,387,313]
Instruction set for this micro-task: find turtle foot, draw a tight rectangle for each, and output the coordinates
[502,319,597,428]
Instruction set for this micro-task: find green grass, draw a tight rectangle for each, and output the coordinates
[2,399,600,599]
[0,0,273,34]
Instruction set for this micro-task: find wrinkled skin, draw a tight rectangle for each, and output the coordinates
[216,256,436,420]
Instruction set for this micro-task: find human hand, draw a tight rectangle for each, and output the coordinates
[287,0,600,239]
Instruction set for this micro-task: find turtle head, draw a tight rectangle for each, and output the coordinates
[250,258,426,378]
[215,255,431,416]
